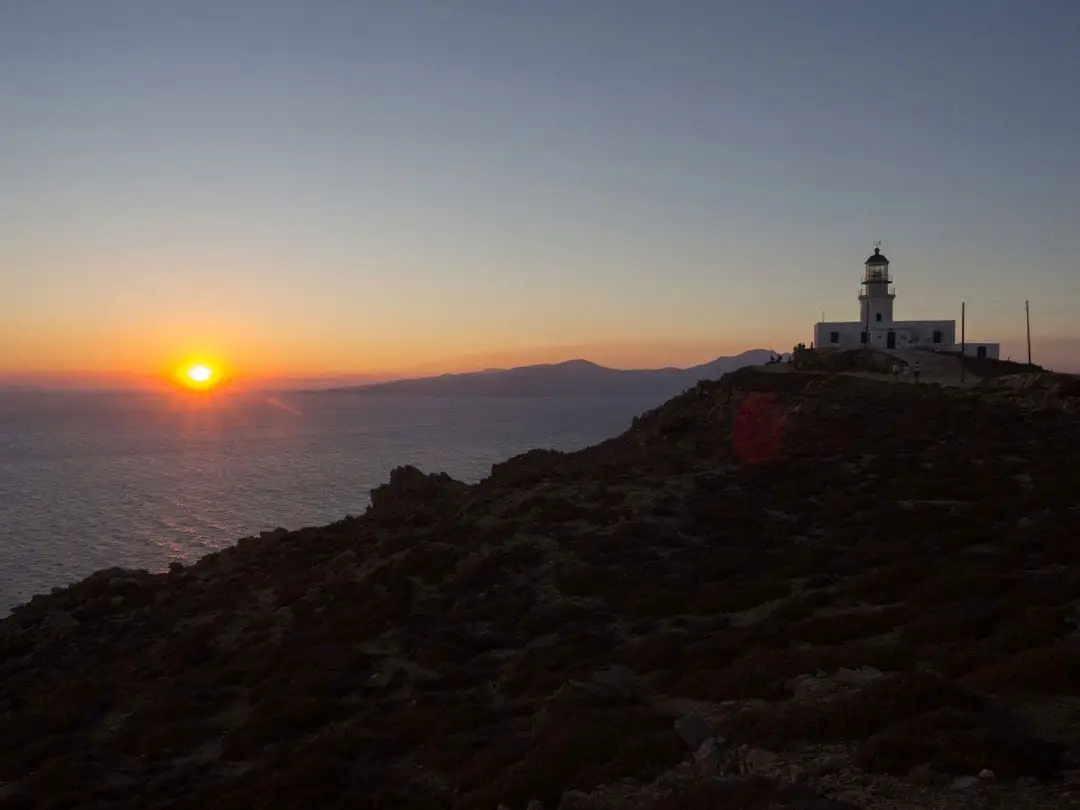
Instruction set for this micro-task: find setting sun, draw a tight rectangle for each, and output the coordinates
[174,360,224,392]
[187,364,212,383]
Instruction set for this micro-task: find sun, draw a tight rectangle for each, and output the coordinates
[188,364,212,383]
[177,361,221,391]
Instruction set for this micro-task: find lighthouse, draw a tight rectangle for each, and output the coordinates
[812,244,1001,358]
[858,246,895,331]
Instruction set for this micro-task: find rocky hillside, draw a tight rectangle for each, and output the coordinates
[3,367,1080,810]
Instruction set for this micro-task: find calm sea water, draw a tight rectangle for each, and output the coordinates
[0,390,662,614]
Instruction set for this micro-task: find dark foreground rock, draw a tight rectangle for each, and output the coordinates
[3,366,1080,809]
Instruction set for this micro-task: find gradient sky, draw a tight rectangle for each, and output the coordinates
[3,0,1080,383]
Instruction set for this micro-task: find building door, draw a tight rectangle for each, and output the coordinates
[977,346,987,359]
[886,331,896,349]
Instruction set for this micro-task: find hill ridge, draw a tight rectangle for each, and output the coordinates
[314,349,779,397]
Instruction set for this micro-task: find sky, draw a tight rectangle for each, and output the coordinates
[3,0,1080,386]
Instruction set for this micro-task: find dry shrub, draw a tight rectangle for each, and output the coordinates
[962,641,1080,695]
[678,642,915,706]
[618,629,689,673]
[293,722,381,764]
[768,594,820,623]
[488,593,541,634]
[803,572,839,590]
[617,584,703,619]
[411,637,481,671]
[1000,571,1077,610]
[991,606,1071,653]
[906,569,1012,610]
[273,577,312,608]
[791,604,912,646]
[719,672,984,748]
[221,694,342,760]
[453,544,546,592]
[609,730,686,781]
[688,546,773,583]
[386,696,504,755]
[677,663,789,702]
[591,485,628,510]
[533,497,593,525]
[677,629,751,672]
[117,717,218,760]
[855,707,1065,779]
[282,644,374,698]
[804,588,839,609]
[445,735,531,793]
[693,577,792,614]
[448,589,537,627]
[501,631,616,697]
[16,756,98,808]
[551,562,618,599]
[0,732,85,783]
[494,696,681,808]
[517,598,593,635]
[643,776,855,810]
[392,543,461,585]
[834,560,928,604]
[413,724,529,789]
[901,602,1002,646]
[920,639,1022,680]
[606,519,665,549]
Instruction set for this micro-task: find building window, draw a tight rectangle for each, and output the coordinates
[860,331,868,344]
[932,330,942,344]
[829,331,840,344]
[875,313,882,322]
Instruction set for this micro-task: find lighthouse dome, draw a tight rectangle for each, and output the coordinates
[866,247,889,266]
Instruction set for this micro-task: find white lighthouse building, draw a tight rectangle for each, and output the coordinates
[813,246,1000,359]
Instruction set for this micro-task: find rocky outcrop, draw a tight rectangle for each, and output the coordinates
[975,371,1080,410]
[2,369,1080,809]
[369,465,469,516]
[791,347,902,374]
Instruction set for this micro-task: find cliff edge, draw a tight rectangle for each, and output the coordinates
[3,365,1080,809]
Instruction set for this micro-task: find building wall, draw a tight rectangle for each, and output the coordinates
[958,342,1001,360]
[889,320,956,350]
[814,319,956,351]
[814,322,864,349]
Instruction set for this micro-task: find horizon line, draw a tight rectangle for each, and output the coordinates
[0,348,781,392]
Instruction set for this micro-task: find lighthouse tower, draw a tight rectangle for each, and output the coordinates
[858,245,895,331]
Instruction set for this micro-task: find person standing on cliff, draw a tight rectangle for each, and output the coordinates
[913,360,921,383]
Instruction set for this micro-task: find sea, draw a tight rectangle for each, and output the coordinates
[0,389,663,615]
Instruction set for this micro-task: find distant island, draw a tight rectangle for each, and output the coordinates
[308,349,780,398]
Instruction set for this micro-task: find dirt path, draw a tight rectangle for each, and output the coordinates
[888,350,981,387]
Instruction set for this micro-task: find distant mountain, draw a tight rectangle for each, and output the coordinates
[312,350,779,398]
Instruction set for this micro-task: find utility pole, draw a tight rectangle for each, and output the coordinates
[1025,300,1032,365]
[960,302,966,387]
